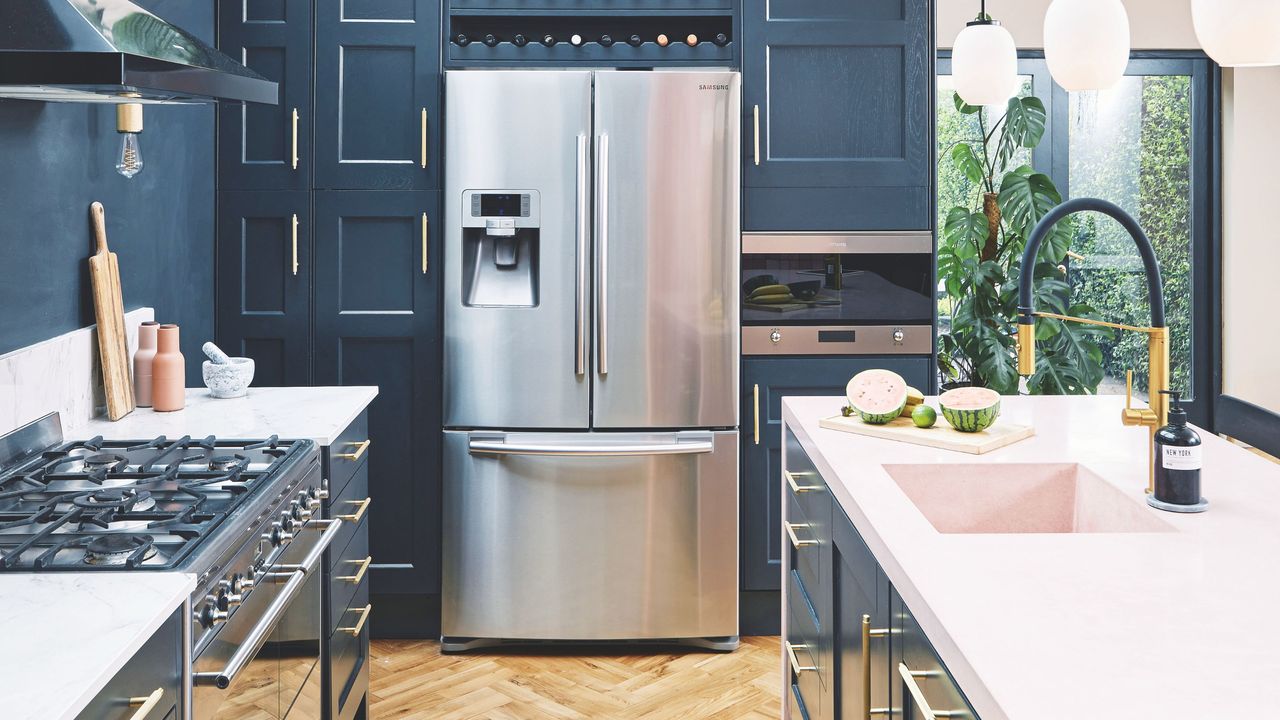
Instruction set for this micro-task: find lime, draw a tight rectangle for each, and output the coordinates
[911,404,937,428]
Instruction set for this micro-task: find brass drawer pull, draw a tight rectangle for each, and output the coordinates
[290,213,299,276]
[127,687,164,720]
[785,470,820,494]
[784,521,817,549]
[337,439,371,461]
[338,497,371,523]
[290,108,299,170]
[753,383,760,445]
[899,662,965,719]
[421,212,429,274]
[420,108,428,168]
[784,641,816,675]
[339,555,373,585]
[862,614,890,719]
[341,603,373,636]
[752,104,761,166]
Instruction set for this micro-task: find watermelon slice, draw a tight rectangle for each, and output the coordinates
[938,387,1001,433]
[846,369,909,425]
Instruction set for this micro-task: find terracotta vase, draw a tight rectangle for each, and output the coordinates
[151,324,186,412]
[133,321,159,407]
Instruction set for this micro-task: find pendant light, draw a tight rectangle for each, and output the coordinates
[1191,0,1280,67]
[952,0,1019,106]
[1043,0,1130,91]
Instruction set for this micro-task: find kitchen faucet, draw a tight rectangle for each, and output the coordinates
[1015,197,1169,494]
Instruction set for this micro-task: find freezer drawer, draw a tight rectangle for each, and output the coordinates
[442,430,739,643]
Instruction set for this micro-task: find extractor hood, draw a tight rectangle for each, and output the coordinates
[0,0,277,104]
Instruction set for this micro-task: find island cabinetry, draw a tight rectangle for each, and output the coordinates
[75,607,182,720]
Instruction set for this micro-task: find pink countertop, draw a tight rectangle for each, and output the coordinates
[783,394,1279,720]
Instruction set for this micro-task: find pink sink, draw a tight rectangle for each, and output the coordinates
[882,463,1175,534]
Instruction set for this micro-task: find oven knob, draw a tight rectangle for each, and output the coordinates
[219,580,245,608]
[893,328,905,344]
[270,520,294,546]
[238,568,256,593]
[294,502,313,522]
[770,329,782,344]
[199,600,228,628]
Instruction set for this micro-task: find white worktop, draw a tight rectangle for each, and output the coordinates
[783,394,1280,720]
[71,385,379,445]
[0,572,196,720]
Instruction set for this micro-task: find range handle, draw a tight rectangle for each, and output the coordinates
[468,433,714,457]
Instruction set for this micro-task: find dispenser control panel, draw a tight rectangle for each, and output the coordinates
[461,190,541,232]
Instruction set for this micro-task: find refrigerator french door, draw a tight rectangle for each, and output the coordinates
[442,69,741,649]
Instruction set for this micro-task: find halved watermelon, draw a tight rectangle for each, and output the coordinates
[938,387,1001,433]
[846,369,909,425]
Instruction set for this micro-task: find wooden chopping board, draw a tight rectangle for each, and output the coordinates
[88,201,135,420]
[818,413,1034,455]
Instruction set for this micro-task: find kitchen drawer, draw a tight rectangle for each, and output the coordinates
[76,608,182,720]
[900,607,978,720]
[329,518,371,631]
[785,595,824,717]
[786,489,827,619]
[326,461,369,568]
[330,580,371,720]
[324,411,369,501]
[789,682,811,720]
[786,569,828,688]
[784,427,830,533]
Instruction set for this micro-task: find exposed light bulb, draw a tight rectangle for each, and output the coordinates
[116,132,143,179]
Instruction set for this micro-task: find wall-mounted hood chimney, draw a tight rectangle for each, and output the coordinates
[0,0,277,105]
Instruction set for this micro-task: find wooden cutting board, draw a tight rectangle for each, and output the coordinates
[818,413,1034,455]
[88,201,135,420]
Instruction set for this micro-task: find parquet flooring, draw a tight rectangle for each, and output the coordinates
[368,636,783,720]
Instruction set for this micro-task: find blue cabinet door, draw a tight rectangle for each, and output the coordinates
[216,0,313,190]
[215,191,313,387]
[314,0,441,190]
[742,357,929,592]
[741,0,932,231]
[312,191,441,596]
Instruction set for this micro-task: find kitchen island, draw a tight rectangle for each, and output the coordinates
[782,394,1280,720]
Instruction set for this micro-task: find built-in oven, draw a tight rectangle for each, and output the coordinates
[191,517,344,719]
[741,232,934,355]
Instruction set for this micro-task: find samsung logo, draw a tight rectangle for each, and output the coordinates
[699,84,730,90]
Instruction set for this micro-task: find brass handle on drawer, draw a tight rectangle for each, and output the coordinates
[290,213,299,276]
[337,439,371,461]
[862,614,890,719]
[337,497,371,523]
[753,383,760,445]
[784,641,817,675]
[339,555,373,585]
[784,521,817,549]
[420,108,428,168]
[127,687,164,720]
[785,470,820,494]
[752,104,760,166]
[899,662,965,719]
[341,603,373,636]
[421,212,429,274]
[291,108,299,170]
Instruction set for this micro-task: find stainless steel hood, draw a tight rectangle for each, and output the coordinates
[0,0,277,105]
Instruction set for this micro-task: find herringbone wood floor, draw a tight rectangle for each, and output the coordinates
[368,636,783,719]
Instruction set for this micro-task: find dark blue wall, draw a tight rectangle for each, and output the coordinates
[0,0,214,384]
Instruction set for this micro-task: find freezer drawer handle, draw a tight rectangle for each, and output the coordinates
[468,438,715,457]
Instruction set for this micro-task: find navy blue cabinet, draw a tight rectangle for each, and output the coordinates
[217,0,313,191]
[314,0,441,190]
[741,0,932,231]
[76,607,182,720]
[216,191,313,387]
[313,191,442,597]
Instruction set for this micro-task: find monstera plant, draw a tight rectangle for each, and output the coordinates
[937,92,1110,395]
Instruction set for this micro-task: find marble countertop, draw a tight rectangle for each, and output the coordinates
[0,572,196,720]
[783,394,1280,720]
[71,386,379,445]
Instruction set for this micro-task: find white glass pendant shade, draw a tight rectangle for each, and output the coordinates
[1044,0,1131,91]
[953,22,1019,106]
[1192,0,1280,67]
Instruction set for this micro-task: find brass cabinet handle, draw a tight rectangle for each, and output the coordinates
[420,108,428,168]
[784,521,817,549]
[862,614,890,719]
[290,213,299,276]
[291,108,299,170]
[127,687,164,720]
[753,104,760,166]
[341,603,372,636]
[421,212,429,274]
[338,555,372,585]
[338,497,371,523]
[337,439,371,461]
[898,662,965,719]
[785,470,821,494]
[753,383,760,445]
[784,641,817,674]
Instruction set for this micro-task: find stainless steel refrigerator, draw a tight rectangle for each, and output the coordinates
[441,69,741,651]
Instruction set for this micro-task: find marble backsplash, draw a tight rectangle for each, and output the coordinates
[0,308,153,436]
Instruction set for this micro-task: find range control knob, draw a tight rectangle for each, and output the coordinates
[656,34,670,48]
[454,33,471,47]
[220,578,245,607]
[713,33,730,47]
[199,600,228,628]
[892,328,905,344]
[541,34,557,47]
[483,33,499,47]
[238,568,256,593]
[628,34,643,47]
[570,34,584,47]
[599,34,615,47]
[269,519,294,546]
[512,34,528,47]
[770,328,782,344]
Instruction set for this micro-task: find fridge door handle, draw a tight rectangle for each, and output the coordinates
[594,132,610,376]
[468,433,715,457]
[575,133,589,377]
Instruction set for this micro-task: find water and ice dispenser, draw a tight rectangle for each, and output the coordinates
[460,190,540,307]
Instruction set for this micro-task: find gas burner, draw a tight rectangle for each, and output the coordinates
[208,455,245,471]
[73,488,156,513]
[84,534,156,566]
[83,453,128,469]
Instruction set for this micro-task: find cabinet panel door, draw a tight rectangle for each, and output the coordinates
[313,191,441,595]
[216,191,312,386]
[314,0,440,190]
[835,508,891,720]
[742,357,930,592]
[217,0,312,190]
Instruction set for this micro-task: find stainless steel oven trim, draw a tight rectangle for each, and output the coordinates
[742,325,933,355]
[742,232,932,255]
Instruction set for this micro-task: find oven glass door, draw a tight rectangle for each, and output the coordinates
[742,251,933,326]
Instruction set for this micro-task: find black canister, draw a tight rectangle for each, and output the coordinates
[1153,390,1203,507]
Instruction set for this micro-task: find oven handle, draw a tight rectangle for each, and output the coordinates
[192,518,344,690]
[468,433,714,457]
